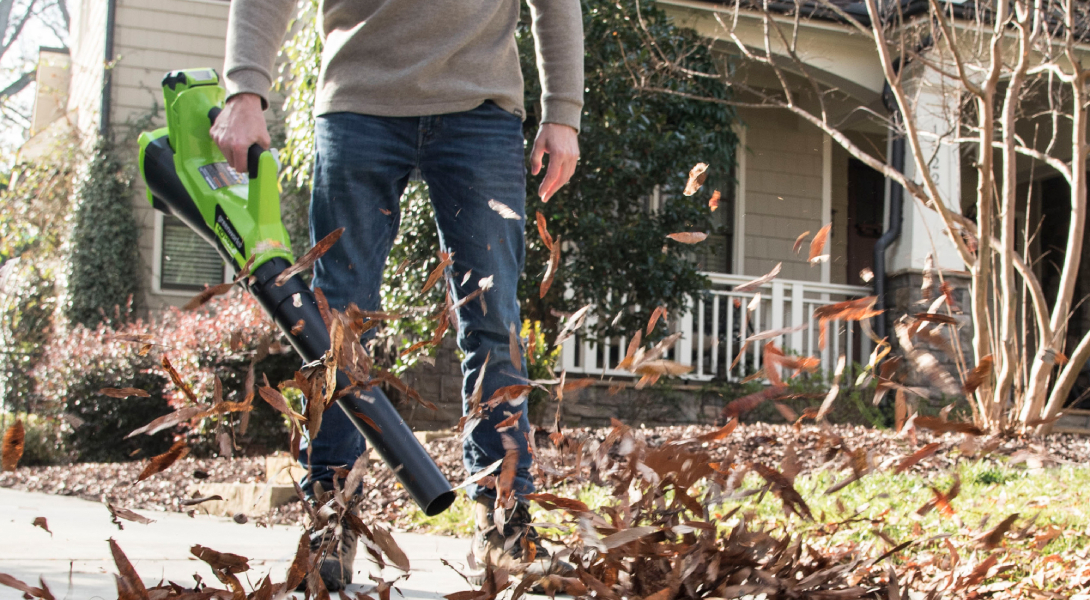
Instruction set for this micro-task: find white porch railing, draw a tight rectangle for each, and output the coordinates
[558,273,874,381]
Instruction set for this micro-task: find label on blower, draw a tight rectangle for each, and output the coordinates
[198,162,247,190]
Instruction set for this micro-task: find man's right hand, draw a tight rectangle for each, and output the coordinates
[210,93,270,174]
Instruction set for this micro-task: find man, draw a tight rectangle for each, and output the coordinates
[210,0,583,591]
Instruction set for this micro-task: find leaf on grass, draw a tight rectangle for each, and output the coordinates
[666,232,707,244]
[2,419,24,472]
[275,227,345,286]
[191,545,250,573]
[646,306,666,335]
[793,231,810,254]
[535,211,554,250]
[751,462,813,520]
[732,262,782,294]
[964,355,994,395]
[894,442,941,474]
[709,189,720,211]
[99,387,151,398]
[488,199,522,220]
[809,223,831,263]
[137,440,189,482]
[31,517,50,535]
[978,513,1018,550]
[683,162,709,196]
[540,236,561,298]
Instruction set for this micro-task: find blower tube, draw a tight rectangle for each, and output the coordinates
[141,130,456,517]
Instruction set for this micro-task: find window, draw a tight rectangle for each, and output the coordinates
[158,215,226,291]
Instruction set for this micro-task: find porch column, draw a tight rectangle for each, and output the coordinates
[886,67,965,274]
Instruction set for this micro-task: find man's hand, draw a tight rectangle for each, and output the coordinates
[210,93,270,174]
[530,123,579,203]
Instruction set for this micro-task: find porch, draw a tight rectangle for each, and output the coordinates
[559,273,874,381]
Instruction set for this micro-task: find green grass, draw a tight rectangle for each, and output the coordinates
[406,461,1090,563]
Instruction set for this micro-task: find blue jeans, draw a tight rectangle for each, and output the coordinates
[299,102,534,502]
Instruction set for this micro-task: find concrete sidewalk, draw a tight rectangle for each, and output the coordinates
[0,488,492,599]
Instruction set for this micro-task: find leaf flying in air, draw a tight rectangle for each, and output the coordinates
[684,162,709,196]
[2,420,25,472]
[709,189,721,211]
[809,223,831,263]
[793,231,810,254]
[488,199,522,220]
[666,232,707,244]
[733,263,782,294]
[137,440,190,482]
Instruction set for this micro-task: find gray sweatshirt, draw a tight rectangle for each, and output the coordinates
[223,0,584,131]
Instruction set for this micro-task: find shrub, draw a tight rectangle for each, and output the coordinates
[35,291,297,462]
[63,139,140,328]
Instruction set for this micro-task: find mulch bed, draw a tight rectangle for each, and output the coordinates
[2,423,1088,532]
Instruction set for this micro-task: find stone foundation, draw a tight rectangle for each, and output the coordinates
[885,269,974,390]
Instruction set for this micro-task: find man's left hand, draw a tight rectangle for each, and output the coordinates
[530,123,580,203]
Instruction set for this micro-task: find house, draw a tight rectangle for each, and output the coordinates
[34,0,1070,426]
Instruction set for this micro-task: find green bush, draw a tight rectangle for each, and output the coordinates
[35,292,296,462]
[64,139,140,328]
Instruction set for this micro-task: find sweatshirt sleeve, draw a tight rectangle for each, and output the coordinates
[223,0,297,109]
[527,0,585,131]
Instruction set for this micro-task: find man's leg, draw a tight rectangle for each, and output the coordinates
[418,102,533,502]
[303,111,417,497]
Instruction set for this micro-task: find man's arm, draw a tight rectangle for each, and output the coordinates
[211,0,295,173]
[527,0,584,202]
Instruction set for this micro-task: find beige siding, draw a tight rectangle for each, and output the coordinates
[66,0,108,139]
[110,0,230,312]
[739,109,826,282]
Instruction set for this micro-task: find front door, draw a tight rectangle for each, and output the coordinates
[847,158,885,285]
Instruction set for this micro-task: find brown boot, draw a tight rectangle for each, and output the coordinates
[468,498,571,586]
[300,482,359,592]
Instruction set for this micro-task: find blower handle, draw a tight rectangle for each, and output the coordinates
[207,106,265,179]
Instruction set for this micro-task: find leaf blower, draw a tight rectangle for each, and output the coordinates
[137,68,456,516]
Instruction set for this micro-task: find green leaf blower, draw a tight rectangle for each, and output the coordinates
[138,68,456,516]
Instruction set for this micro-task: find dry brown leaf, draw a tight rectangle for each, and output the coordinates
[732,262,782,294]
[2,419,24,472]
[616,329,642,370]
[108,538,147,599]
[494,411,523,431]
[275,227,345,286]
[191,545,250,573]
[815,296,882,350]
[683,162,709,196]
[540,235,561,298]
[372,526,411,571]
[105,502,154,529]
[508,323,521,370]
[978,513,1018,550]
[646,306,667,335]
[0,573,52,599]
[914,416,983,436]
[488,199,522,220]
[258,386,304,422]
[666,231,708,244]
[964,355,994,395]
[126,406,208,438]
[99,387,151,399]
[751,462,813,521]
[792,231,811,254]
[421,251,454,295]
[31,516,50,535]
[809,223,831,262]
[137,440,189,482]
[535,211,554,250]
[525,493,590,513]
[709,189,721,211]
[894,442,941,474]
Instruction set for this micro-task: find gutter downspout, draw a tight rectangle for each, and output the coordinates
[874,82,905,341]
[99,0,116,137]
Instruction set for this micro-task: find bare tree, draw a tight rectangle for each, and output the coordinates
[627,0,1090,433]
